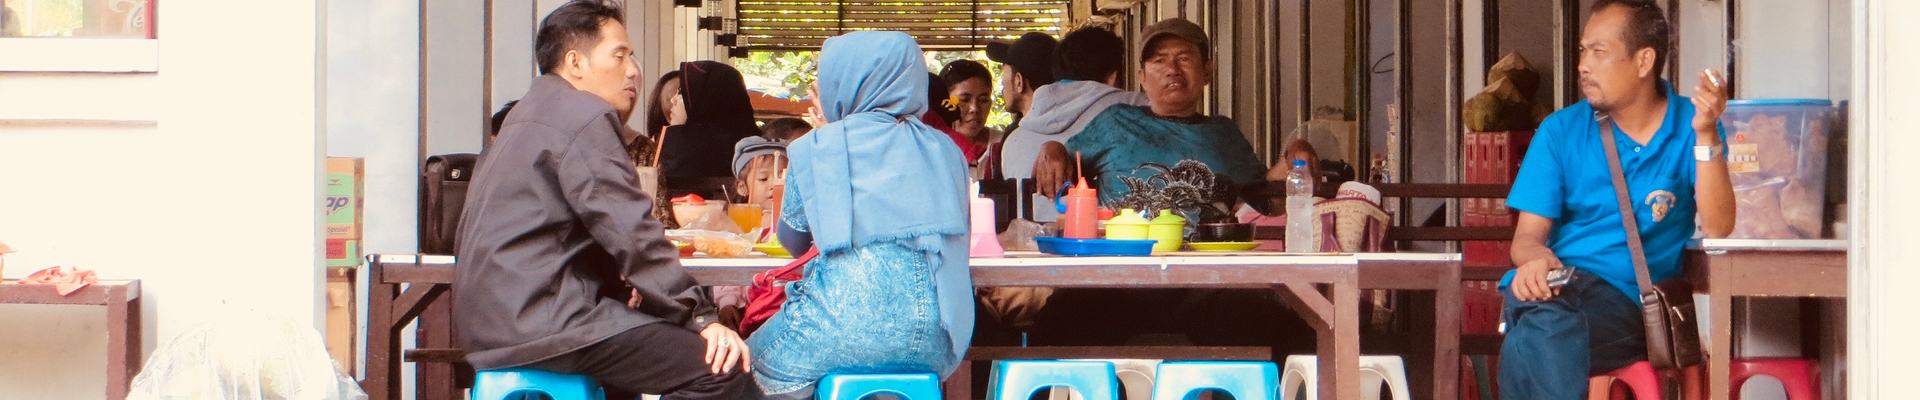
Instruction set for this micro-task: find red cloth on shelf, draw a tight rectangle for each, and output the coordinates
[22,266,98,295]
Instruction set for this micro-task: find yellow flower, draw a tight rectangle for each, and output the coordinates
[940,96,962,111]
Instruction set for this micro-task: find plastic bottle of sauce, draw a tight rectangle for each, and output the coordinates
[1060,177,1098,239]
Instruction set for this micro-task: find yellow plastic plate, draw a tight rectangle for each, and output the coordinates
[754,243,792,258]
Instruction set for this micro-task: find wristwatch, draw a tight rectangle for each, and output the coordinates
[1694,144,1724,162]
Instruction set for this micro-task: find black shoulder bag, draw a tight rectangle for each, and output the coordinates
[1597,112,1706,372]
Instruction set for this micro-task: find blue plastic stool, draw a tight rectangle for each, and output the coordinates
[816,373,943,400]
[471,368,607,400]
[988,360,1120,400]
[1150,361,1279,400]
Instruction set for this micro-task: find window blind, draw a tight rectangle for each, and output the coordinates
[735,1,1069,51]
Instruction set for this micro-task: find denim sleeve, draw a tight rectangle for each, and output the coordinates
[1509,119,1567,219]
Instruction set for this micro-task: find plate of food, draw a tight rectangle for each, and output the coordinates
[672,240,695,257]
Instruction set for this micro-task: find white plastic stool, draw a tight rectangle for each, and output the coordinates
[1278,355,1410,400]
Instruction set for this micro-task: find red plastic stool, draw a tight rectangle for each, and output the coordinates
[1588,362,1663,400]
[1731,358,1820,400]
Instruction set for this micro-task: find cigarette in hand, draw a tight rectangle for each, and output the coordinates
[1705,69,1722,88]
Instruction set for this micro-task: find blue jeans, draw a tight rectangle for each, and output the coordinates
[1498,268,1647,400]
[746,243,958,400]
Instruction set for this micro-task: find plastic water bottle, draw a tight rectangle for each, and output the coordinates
[1285,160,1315,252]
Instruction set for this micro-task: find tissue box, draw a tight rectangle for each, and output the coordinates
[326,158,365,267]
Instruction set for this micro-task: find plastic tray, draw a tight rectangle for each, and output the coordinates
[1034,237,1157,257]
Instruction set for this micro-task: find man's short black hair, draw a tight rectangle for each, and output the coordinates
[939,59,993,90]
[490,100,519,137]
[1053,27,1126,82]
[535,0,625,75]
[760,117,812,141]
[1591,0,1671,75]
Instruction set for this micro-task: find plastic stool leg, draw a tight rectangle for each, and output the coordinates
[817,373,943,400]
[1150,362,1278,400]
[988,360,1120,400]
[1731,358,1821,400]
[1366,357,1410,400]
[1608,362,1663,400]
[1587,376,1613,400]
[1280,356,1317,400]
[471,368,605,400]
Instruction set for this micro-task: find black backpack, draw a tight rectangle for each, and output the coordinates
[419,153,479,254]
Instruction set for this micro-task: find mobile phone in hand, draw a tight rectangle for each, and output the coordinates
[1546,267,1577,290]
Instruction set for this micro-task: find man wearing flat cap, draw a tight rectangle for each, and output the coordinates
[1026,18,1300,357]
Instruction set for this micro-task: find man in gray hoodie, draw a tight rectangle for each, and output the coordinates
[999,26,1149,221]
[976,27,1149,332]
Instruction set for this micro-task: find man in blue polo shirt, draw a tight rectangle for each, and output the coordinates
[1500,1,1736,398]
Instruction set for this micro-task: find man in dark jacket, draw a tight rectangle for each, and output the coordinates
[454,1,755,399]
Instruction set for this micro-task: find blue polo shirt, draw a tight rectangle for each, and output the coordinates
[1502,81,1725,300]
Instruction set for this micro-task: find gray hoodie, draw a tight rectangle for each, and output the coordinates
[999,80,1150,180]
[997,80,1148,222]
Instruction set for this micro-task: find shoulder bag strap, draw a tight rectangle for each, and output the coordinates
[1597,112,1658,298]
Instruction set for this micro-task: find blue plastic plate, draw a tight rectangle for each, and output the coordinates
[1034,237,1157,257]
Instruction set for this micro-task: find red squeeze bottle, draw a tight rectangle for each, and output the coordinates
[1062,177,1098,239]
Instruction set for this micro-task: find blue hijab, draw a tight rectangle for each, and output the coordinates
[790,31,970,252]
[787,31,973,362]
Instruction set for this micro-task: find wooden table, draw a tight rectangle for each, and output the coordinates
[684,252,1462,400]
[0,279,143,400]
[1685,239,1846,400]
[364,252,1462,400]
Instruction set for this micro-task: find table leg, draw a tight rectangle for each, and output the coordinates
[1709,267,1734,400]
[1429,279,1463,400]
[1320,282,1361,400]
[366,269,398,400]
[1274,281,1361,399]
[1405,291,1438,400]
[126,291,142,395]
[944,360,972,400]
[106,286,133,400]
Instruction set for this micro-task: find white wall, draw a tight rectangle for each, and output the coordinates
[1737,0,1845,100]
[324,0,421,391]
[0,0,326,398]
[425,0,490,156]
[1852,1,1920,398]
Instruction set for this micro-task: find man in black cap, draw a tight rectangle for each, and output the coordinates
[986,31,1060,132]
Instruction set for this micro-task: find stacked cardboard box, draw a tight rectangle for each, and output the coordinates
[1460,131,1530,342]
[326,158,364,268]
[323,157,364,374]
[1461,131,1532,268]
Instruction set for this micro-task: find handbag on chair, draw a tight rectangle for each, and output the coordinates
[739,246,820,337]
[1597,112,1706,372]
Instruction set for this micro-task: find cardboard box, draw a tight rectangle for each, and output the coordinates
[326,267,357,375]
[326,158,365,267]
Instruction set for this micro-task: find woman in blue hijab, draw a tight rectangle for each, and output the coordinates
[744,31,974,399]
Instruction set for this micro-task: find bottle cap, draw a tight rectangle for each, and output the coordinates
[1293,160,1307,167]
[1068,177,1095,197]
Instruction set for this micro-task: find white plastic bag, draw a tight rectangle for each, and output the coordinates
[128,309,367,400]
